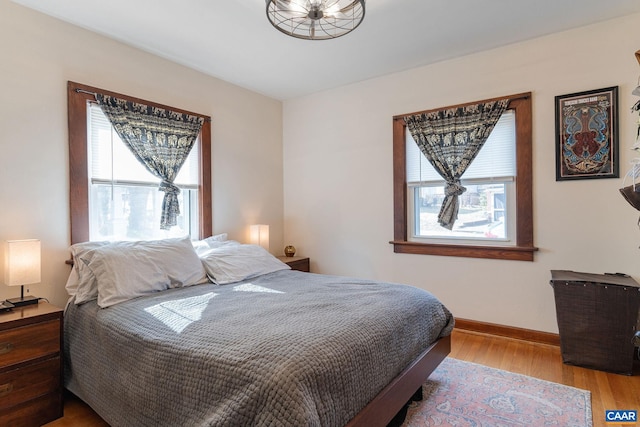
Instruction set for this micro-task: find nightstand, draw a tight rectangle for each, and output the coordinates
[0,302,63,426]
[277,256,310,272]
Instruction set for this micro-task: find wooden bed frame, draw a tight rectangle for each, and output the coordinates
[347,334,451,426]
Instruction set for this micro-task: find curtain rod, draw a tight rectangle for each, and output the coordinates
[74,88,212,122]
[393,92,531,121]
[75,88,97,97]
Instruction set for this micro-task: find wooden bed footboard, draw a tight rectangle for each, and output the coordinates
[345,334,451,427]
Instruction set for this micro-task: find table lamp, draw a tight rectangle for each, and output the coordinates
[250,224,270,251]
[4,239,41,307]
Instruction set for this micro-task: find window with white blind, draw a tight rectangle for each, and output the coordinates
[406,110,516,244]
[391,93,535,261]
[87,103,200,241]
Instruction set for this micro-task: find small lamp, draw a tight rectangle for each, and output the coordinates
[4,239,41,307]
[250,225,270,251]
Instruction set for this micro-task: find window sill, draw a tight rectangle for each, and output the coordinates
[389,240,538,261]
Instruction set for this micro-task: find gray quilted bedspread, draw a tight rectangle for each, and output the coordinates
[64,270,453,427]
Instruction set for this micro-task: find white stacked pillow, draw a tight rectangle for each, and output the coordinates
[65,233,291,307]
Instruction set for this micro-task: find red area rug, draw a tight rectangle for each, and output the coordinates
[403,357,592,426]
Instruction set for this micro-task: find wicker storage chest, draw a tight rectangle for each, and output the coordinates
[550,270,640,375]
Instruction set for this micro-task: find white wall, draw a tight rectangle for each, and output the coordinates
[0,0,284,308]
[283,14,640,333]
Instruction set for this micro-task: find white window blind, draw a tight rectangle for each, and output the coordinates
[406,110,516,183]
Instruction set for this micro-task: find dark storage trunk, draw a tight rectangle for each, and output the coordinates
[550,270,640,375]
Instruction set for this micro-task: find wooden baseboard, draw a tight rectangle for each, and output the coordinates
[454,318,560,346]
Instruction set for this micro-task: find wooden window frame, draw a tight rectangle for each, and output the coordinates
[67,81,212,244]
[390,92,537,261]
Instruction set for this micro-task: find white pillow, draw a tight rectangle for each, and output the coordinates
[68,241,110,304]
[207,233,228,243]
[81,237,208,308]
[200,243,290,285]
[192,233,231,255]
[64,268,80,296]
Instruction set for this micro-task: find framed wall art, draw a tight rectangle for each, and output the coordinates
[555,86,619,181]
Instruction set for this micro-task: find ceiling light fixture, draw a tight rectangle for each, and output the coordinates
[266,0,365,40]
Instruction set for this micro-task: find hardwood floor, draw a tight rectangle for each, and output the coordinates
[449,329,640,427]
[45,328,639,427]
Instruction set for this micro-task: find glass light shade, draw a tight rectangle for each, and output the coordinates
[250,225,270,251]
[266,0,365,40]
[4,239,41,286]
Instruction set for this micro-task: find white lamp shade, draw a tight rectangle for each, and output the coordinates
[4,239,41,286]
[250,225,270,251]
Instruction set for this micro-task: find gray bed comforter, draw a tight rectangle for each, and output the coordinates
[64,270,453,427]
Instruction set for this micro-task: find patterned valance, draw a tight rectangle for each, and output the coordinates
[97,94,204,230]
[405,99,510,229]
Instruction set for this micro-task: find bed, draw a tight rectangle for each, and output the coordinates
[63,237,454,427]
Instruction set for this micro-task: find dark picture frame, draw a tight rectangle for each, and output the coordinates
[555,86,619,181]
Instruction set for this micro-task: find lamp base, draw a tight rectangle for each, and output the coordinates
[7,295,39,307]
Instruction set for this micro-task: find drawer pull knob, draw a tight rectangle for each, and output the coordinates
[0,342,13,355]
[0,382,13,397]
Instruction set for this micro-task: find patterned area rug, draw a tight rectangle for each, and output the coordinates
[402,357,592,427]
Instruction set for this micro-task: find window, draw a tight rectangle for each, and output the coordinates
[407,111,516,244]
[87,104,200,240]
[391,93,536,261]
[68,81,212,244]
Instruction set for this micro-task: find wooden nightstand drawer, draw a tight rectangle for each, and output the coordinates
[0,302,63,426]
[0,356,60,410]
[277,256,310,272]
[0,392,62,427]
[0,320,60,369]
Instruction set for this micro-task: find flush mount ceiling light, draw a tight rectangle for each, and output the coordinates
[266,0,365,40]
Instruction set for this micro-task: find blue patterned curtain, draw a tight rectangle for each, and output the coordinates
[405,99,510,229]
[96,95,204,230]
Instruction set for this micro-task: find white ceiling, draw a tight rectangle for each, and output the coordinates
[11,0,640,100]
